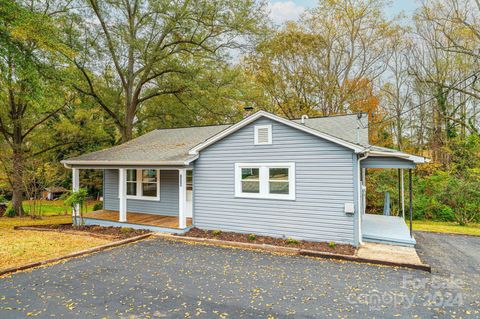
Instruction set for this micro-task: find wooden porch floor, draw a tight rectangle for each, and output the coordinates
[84,210,192,229]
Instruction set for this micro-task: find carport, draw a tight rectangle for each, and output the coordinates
[360,147,425,247]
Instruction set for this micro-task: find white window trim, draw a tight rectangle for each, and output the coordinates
[254,124,272,145]
[121,169,161,201]
[235,163,295,200]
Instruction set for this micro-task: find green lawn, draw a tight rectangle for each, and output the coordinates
[22,199,100,216]
[413,220,480,236]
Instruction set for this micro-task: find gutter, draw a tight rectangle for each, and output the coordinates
[356,149,370,246]
[368,151,428,164]
[61,160,192,169]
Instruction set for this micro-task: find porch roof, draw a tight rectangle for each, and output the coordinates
[62,124,229,167]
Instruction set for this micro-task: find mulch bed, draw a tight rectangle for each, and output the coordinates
[16,224,151,240]
[182,228,356,256]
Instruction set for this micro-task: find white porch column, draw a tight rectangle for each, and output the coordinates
[178,168,187,229]
[72,168,80,217]
[401,168,405,218]
[119,168,127,222]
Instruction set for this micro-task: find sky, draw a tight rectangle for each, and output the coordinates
[268,0,420,24]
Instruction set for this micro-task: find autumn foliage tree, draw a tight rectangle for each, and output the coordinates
[246,0,395,119]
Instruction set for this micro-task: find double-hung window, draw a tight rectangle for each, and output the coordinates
[126,169,138,196]
[235,163,295,200]
[124,169,160,200]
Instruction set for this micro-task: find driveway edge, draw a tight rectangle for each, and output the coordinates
[157,234,431,272]
[0,233,152,277]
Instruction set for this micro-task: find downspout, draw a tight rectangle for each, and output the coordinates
[356,150,370,246]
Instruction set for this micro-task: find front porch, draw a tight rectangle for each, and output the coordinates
[84,210,193,233]
[68,166,193,233]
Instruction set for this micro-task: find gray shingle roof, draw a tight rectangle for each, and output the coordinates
[62,113,369,165]
[65,125,230,164]
[293,114,369,146]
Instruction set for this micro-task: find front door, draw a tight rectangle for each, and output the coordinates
[185,170,193,218]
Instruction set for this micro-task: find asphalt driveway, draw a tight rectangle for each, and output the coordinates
[0,234,478,318]
[415,231,480,276]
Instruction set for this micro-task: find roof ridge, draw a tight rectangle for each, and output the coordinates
[155,123,232,131]
[292,112,369,120]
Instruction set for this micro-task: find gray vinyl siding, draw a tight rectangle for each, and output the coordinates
[193,117,356,244]
[361,157,415,169]
[103,169,179,216]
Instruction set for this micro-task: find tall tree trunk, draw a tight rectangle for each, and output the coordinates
[121,100,136,143]
[11,150,25,217]
[396,111,402,151]
[11,135,25,217]
[9,81,26,216]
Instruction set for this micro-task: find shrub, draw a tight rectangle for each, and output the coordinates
[329,242,335,248]
[247,234,256,241]
[212,230,221,236]
[121,227,134,233]
[93,202,103,211]
[286,237,299,245]
[64,188,88,227]
[0,195,6,203]
[5,205,15,218]
[435,171,480,225]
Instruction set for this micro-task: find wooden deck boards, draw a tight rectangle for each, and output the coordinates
[84,210,192,229]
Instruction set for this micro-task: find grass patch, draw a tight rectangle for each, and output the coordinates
[0,216,111,270]
[413,220,480,236]
[22,199,100,216]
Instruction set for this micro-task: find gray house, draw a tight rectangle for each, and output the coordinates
[62,111,426,247]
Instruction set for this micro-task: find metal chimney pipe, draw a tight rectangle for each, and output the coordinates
[301,115,309,124]
[243,105,254,118]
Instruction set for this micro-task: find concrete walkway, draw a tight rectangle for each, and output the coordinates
[357,242,422,265]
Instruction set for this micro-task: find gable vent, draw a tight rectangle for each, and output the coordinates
[254,125,272,145]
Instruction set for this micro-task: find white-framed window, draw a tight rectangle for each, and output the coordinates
[254,125,272,145]
[123,169,160,200]
[235,163,295,200]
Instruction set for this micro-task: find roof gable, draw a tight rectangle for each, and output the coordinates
[189,111,366,155]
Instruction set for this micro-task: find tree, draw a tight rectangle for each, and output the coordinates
[380,29,415,150]
[137,62,260,132]
[246,0,396,118]
[408,0,480,164]
[0,0,74,215]
[69,0,267,142]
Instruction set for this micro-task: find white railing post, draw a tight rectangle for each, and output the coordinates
[119,168,127,222]
[178,168,187,229]
[72,168,80,218]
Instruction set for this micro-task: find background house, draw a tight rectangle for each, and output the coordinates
[43,187,69,200]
